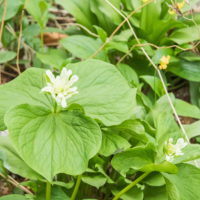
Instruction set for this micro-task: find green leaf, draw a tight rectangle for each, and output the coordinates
[82,172,107,189]
[0,68,52,130]
[55,0,96,30]
[163,164,200,200]
[144,186,168,200]
[0,195,27,200]
[36,49,68,69]
[0,51,16,64]
[168,60,200,82]
[140,75,164,96]
[112,119,151,143]
[99,129,131,157]
[169,25,200,44]
[190,82,200,107]
[143,172,165,187]
[67,59,136,126]
[60,36,107,60]
[93,26,107,42]
[0,0,24,21]
[175,99,200,119]
[0,135,42,179]
[90,0,121,33]
[37,186,69,200]
[117,64,139,87]
[113,187,143,200]
[112,144,155,176]
[184,120,200,139]
[25,0,49,28]
[5,104,102,181]
[173,144,200,164]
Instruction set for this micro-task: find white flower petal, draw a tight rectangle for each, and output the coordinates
[176,138,188,149]
[61,98,67,108]
[46,70,56,83]
[166,155,174,162]
[41,86,53,93]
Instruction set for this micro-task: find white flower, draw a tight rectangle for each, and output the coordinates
[165,138,188,162]
[41,68,79,108]
[0,130,9,136]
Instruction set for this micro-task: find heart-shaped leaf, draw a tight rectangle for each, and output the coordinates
[5,104,102,181]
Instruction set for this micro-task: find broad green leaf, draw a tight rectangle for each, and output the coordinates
[106,41,129,53]
[0,135,42,180]
[175,99,200,119]
[5,104,102,181]
[55,0,96,30]
[112,119,151,143]
[173,144,200,164]
[37,186,69,200]
[113,187,143,200]
[25,0,49,28]
[117,64,139,87]
[90,0,121,33]
[82,172,107,189]
[169,25,200,44]
[163,164,200,200]
[93,26,107,42]
[112,145,155,176]
[179,51,200,62]
[0,195,27,200]
[60,36,108,60]
[144,186,168,200]
[140,75,164,96]
[0,0,24,21]
[0,68,52,130]
[140,1,161,33]
[123,0,141,10]
[143,172,165,187]
[184,120,200,138]
[168,60,200,82]
[36,49,68,69]
[99,129,131,157]
[0,51,16,64]
[67,59,136,126]
[190,82,200,107]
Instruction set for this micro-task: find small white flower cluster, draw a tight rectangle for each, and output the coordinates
[41,68,79,108]
[165,138,188,162]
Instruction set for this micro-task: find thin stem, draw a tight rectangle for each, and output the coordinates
[46,182,51,200]
[112,172,150,200]
[70,175,82,200]
[0,0,7,42]
[16,9,24,74]
[0,0,7,84]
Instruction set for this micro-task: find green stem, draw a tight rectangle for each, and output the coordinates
[70,175,82,200]
[112,172,150,200]
[46,182,51,200]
